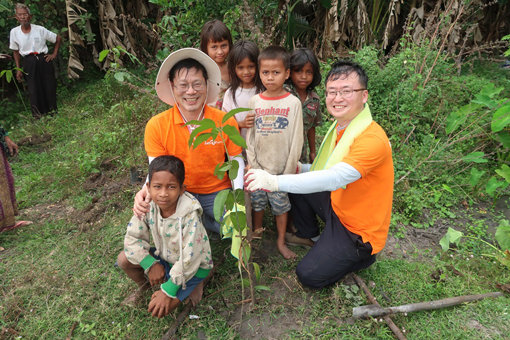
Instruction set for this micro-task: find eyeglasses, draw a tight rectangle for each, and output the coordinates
[172,81,206,93]
[326,88,366,98]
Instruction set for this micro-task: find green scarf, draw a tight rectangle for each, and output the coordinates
[311,104,373,171]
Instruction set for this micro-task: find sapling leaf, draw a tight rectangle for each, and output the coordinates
[495,220,510,251]
[190,133,213,150]
[210,126,219,140]
[213,189,229,222]
[495,164,510,183]
[6,70,12,83]
[222,107,251,123]
[187,119,216,147]
[242,243,251,266]
[229,159,239,180]
[213,163,222,179]
[225,190,235,211]
[491,103,510,132]
[223,125,247,149]
[462,151,487,163]
[439,227,463,251]
[233,188,245,205]
[469,167,486,187]
[229,211,246,232]
[255,285,271,291]
[252,262,261,281]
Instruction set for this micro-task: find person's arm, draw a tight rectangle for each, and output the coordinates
[45,35,61,62]
[307,127,316,162]
[245,162,361,193]
[5,136,19,156]
[13,50,23,82]
[133,156,154,217]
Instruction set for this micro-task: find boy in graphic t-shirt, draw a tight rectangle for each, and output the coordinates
[245,46,303,259]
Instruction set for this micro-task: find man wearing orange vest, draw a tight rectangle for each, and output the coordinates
[245,60,394,288]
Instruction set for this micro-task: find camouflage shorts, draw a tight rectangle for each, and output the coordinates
[250,190,291,216]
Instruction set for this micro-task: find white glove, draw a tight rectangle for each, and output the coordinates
[244,169,278,192]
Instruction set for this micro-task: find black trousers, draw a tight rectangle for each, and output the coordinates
[23,54,57,117]
[289,192,376,289]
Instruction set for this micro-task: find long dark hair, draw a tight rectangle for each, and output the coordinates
[227,40,263,107]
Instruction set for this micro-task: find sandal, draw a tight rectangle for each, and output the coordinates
[252,228,265,240]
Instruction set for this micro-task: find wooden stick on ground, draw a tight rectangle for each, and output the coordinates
[351,273,407,340]
[353,291,505,318]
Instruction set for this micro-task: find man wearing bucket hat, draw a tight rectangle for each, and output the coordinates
[133,48,244,235]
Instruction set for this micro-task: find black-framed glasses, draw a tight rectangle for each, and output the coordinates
[326,88,366,99]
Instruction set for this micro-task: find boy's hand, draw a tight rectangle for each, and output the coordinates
[147,262,165,286]
[148,290,174,318]
[133,184,151,218]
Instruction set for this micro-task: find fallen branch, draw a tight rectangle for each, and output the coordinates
[351,273,407,340]
[353,291,504,319]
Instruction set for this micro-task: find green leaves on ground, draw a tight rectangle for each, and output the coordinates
[440,222,510,269]
[440,227,463,251]
[495,220,510,251]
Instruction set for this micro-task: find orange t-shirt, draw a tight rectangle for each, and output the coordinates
[331,121,394,254]
[144,105,243,194]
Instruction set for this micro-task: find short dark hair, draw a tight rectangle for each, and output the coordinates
[168,58,208,83]
[288,48,321,91]
[258,46,290,70]
[148,155,185,186]
[325,60,368,89]
[200,19,233,53]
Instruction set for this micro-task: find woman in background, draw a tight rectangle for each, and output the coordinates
[0,127,31,233]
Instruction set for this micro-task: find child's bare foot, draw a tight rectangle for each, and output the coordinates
[189,281,204,306]
[277,242,297,259]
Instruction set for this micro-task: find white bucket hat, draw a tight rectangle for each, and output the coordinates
[155,48,221,106]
